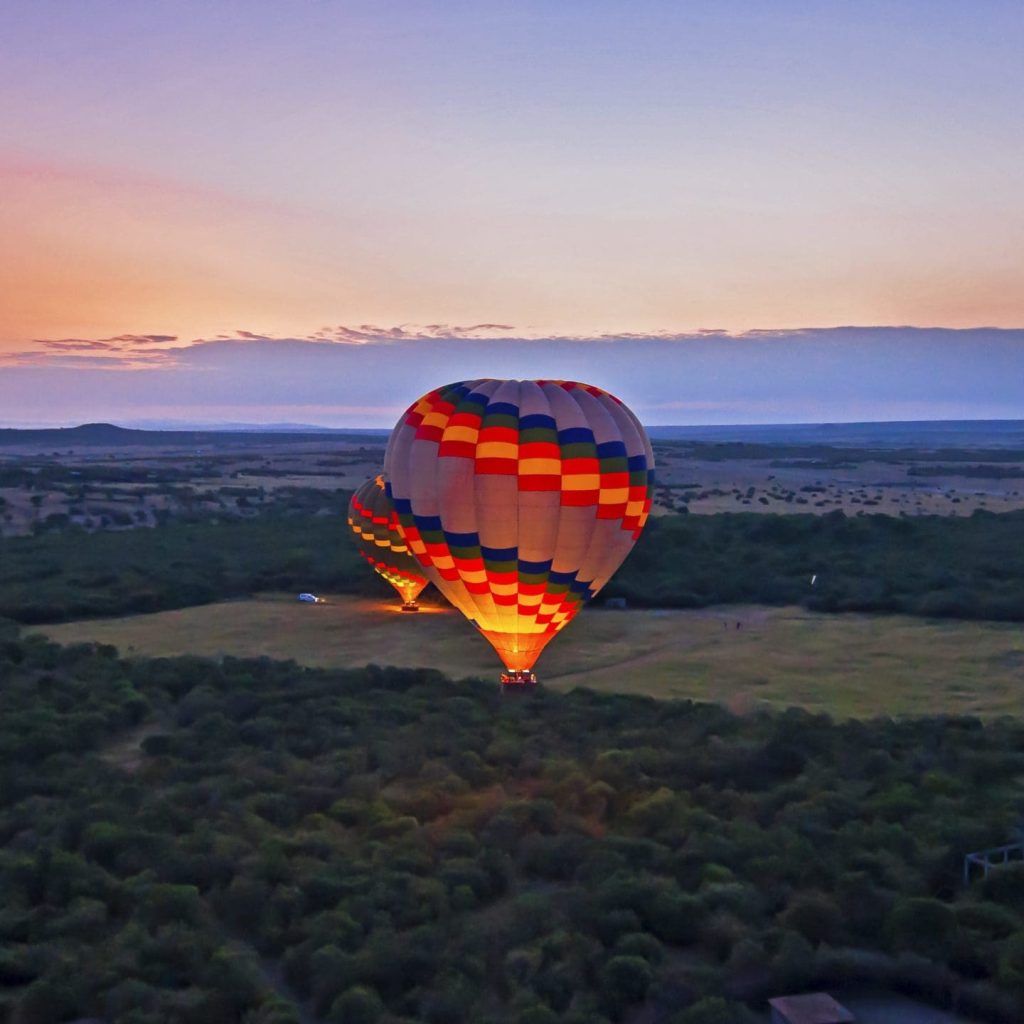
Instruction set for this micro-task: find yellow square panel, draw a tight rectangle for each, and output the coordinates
[518,458,561,475]
[477,441,519,459]
[561,474,601,490]
[519,620,547,634]
[444,425,480,444]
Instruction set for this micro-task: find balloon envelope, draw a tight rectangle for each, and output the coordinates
[384,379,654,674]
[347,475,429,607]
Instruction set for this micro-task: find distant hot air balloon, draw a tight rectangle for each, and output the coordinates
[384,380,654,685]
[347,475,429,611]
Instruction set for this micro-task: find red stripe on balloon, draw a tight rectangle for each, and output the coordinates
[518,475,560,491]
[560,490,598,506]
[439,440,476,459]
[475,458,518,475]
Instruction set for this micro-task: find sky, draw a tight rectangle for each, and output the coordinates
[1,0,1023,426]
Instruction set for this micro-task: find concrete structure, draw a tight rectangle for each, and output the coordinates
[769,992,855,1024]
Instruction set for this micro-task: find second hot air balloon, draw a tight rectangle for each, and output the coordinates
[384,379,654,685]
[347,475,429,611]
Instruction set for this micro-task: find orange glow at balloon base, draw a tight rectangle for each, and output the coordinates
[500,670,538,688]
[400,601,420,612]
[375,601,447,615]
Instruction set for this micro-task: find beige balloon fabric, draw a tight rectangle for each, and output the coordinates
[384,380,654,678]
[347,475,429,608]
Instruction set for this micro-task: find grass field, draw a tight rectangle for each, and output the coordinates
[36,594,1024,719]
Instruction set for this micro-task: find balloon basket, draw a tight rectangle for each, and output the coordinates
[500,670,537,689]
[400,601,420,613]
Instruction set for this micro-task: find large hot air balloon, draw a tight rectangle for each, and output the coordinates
[384,380,654,685]
[347,475,429,611]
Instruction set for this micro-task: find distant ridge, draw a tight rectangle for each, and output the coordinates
[646,419,1024,449]
[1,419,1022,449]
[0,422,386,446]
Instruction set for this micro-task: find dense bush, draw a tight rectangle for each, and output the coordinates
[604,509,1024,622]
[3,508,1024,626]
[2,636,1024,1020]
[0,511,369,623]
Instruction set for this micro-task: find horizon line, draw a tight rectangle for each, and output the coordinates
[3,416,1024,434]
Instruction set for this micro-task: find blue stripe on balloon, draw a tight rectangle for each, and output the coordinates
[519,413,557,431]
[485,401,519,417]
[558,427,595,445]
[481,545,517,562]
[518,558,552,574]
[444,530,480,548]
[548,569,577,585]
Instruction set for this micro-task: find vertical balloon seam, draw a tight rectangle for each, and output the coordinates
[486,378,524,658]
[425,380,486,627]
[522,380,562,664]
[546,382,595,644]
[562,384,616,619]
[375,473,430,603]
[534,381,561,658]
[471,379,506,633]
[444,376,491,630]
[587,390,651,596]
[514,379,525,664]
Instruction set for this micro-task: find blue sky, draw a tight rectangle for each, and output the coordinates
[1,1,1022,423]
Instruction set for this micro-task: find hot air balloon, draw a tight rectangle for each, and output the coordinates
[347,475,429,611]
[384,380,654,685]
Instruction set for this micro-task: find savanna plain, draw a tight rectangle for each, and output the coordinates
[3,422,1024,1024]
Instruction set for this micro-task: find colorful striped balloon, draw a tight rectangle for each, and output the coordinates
[347,475,429,610]
[384,380,654,683]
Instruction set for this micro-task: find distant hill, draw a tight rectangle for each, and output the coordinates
[0,422,386,447]
[647,419,1024,449]
[2,419,1023,450]
[121,420,392,434]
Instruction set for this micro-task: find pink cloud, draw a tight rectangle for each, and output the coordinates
[33,333,179,353]
[109,334,179,345]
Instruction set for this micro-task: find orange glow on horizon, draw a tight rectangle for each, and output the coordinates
[3,151,1024,357]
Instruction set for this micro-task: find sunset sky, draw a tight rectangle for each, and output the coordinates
[2,1,1022,425]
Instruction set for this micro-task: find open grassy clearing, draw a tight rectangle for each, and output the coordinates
[36,595,1024,719]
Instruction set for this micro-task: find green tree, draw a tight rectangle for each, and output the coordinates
[328,985,385,1024]
[780,890,843,945]
[600,955,653,1016]
[887,897,959,961]
[672,997,755,1024]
